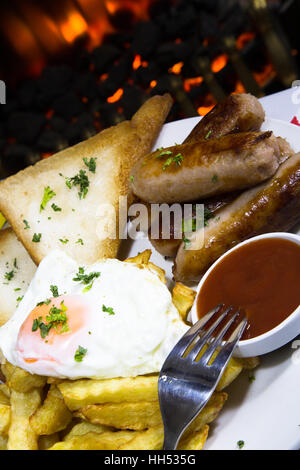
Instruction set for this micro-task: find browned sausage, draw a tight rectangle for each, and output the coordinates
[148,192,241,257]
[173,152,300,282]
[131,131,285,203]
[184,93,265,143]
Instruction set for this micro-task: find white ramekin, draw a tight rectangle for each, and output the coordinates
[190,232,300,357]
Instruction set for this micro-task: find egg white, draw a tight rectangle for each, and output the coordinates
[0,250,188,379]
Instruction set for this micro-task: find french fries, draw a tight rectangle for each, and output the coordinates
[58,375,159,411]
[63,422,112,441]
[76,392,227,432]
[125,250,152,265]
[1,362,47,392]
[50,430,140,451]
[172,282,196,322]
[75,401,162,430]
[0,436,7,450]
[1,347,258,449]
[119,425,164,450]
[38,433,60,450]
[0,351,259,451]
[8,388,41,450]
[30,385,72,435]
[178,425,209,451]
[0,251,259,450]
[0,394,10,436]
[125,250,166,283]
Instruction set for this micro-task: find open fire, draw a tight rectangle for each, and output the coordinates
[0,0,299,177]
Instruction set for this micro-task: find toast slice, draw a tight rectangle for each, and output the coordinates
[0,94,172,265]
[0,228,36,326]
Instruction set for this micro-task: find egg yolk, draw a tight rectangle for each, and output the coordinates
[17,295,89,364]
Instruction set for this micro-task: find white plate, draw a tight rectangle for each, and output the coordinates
[119,116,300,450]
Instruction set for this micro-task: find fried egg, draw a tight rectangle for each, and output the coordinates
[0,250,188,379]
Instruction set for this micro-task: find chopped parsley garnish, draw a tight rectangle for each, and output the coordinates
[4,270,15,281]
[76,239,84,245]
[63,170,90,199]
[130,175,134,182]
[50,285,59,298]
[13,258,18,269]
[74,346,87,362]
[23,220,30,229]
[102,305,115,315]
[183,237,191,249]
[82,284,94,293]
[204,207,215,226]
[14,288,21,292]
[51,203,62,212]
[32,233,42,243]
[248,373,256,383]
[40,186,56,212]
[16,296,23,303]
[182,207,215,236]
[212,174,218,183]
[182,218,196,234]
[205,130,212,140]
[32,301,69,339]
[32,317,49,339]
[162,153,183,171]
[237,440,245,449]
[73,267,100,286]
[59,238,69,244]
[83,157,96,174]
[36,299,51,307]
[156,149,173,158]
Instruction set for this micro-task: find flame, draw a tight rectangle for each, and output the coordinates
[107,88,124,103]
[254,63,275,86]
[105,0,153,21]
[232,81,246,94]
[169,62,184,75]
[184,77,204,92]
[133,54,142,70]
[211,54,228,73]
[197,105,215,116]
[1,13,45,76]
[60,11,88,43]
[86,16,115,50]
[236,32,255,50]
[16,4,65,55]
[132,54,148,70]
[150,80,157,88]
[99,73,109,82]
[197,94,217,116]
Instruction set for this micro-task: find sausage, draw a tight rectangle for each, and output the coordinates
[148,192,241,257]
[173,152,300,282]
[184,93,265,143]
[131,131,283,203]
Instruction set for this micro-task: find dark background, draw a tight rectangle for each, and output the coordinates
[0,0,299,177]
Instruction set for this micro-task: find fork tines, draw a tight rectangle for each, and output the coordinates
[177,305,247,365]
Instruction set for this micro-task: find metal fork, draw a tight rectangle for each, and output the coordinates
[158,304,247,450]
